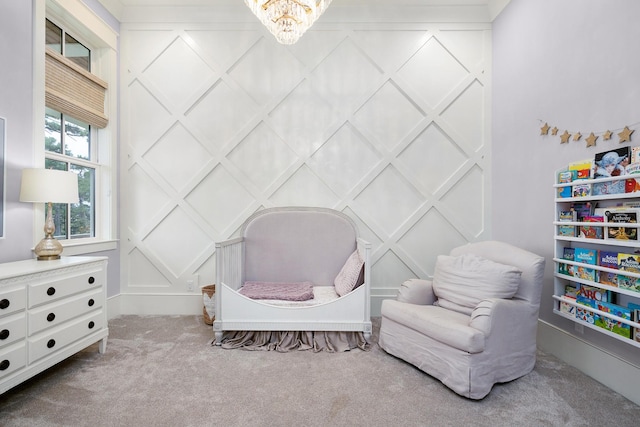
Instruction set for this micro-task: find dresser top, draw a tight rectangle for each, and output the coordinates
[0,256,107,280]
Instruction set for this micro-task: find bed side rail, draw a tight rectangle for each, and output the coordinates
[357,237,372,326]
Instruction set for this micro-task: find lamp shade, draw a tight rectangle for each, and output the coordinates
[20,168,79,204]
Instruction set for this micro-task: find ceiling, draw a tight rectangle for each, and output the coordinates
[97,0,511,22]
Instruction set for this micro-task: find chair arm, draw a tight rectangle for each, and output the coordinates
[470,298,538,340]
[396,278,437,305]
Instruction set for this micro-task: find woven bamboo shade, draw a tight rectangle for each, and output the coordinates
[45,47,108,128]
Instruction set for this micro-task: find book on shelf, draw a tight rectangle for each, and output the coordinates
[604,209,638,241]
[557,210,576,237]
[575,295,597,323]
[616,275,640,293]
[629,302,640,343]
[571,201,593,221]
[559,247,575,276]
[594,300,632,339]
[568,159,592,180]
[598,250,619,287]
[618,253,640,273]
[560,285,578,316]
[572,183,591,198]
[631,146,640,164]
[577,284,612,302]
[593,147,630,196]
[578,215,604,239]
[617,253,640,292]
[557,170,575,198]
[574,248,598,282]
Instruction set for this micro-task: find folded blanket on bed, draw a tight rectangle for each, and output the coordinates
[240,281,315,301]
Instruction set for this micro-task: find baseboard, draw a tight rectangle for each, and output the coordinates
[107,293,203,318]
[537,320,640,406]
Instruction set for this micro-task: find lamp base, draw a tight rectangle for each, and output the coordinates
[34,236,63,261]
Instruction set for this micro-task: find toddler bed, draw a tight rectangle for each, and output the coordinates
[213,207,372,352]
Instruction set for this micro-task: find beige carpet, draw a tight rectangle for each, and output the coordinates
[1,315,639,427]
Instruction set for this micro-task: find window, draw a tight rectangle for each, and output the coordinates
[44,19,98,241]
[37,1,118,254]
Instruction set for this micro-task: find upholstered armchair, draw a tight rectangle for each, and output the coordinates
[378,241,545,399]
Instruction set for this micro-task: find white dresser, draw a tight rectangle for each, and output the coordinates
[0,256,108,394]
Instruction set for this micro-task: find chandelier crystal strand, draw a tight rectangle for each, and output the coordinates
[244,0,332,45]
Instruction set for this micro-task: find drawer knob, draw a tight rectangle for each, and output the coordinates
[88,321,95,329]
[0,359,9,371]
[88,299,95,307]
[0,329,9,340]
[0,298,9,309]
[47,339,56,349]
[47,313,56,322]
[88,276,95,284]
[47,287,56,296]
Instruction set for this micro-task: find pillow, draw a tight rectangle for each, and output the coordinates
[432,253,521,315]
[334,250,365,297]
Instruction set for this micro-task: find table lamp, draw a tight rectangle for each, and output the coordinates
[19,168,79,260]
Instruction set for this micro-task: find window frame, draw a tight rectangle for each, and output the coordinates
[34,0,118,255]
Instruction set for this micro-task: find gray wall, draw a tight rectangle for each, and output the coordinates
[0,1,120,298]
[0,0,37,263]
[493,0,640,365]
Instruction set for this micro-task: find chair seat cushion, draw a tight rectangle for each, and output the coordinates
[432,253,521,314]
[381,300,485,353]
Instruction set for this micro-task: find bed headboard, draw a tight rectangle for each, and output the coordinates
[242,207,359,286]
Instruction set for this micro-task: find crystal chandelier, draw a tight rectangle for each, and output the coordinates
[244,0,333,45]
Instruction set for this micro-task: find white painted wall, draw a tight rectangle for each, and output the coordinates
[118,6,492,315]
[493,0,640,401]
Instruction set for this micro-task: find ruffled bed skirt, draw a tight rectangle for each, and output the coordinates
[217,330,370,352]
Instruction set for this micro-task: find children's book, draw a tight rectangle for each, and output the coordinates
[559,284,578,316]
[593,147,630,195]
[569,159,592,180]
[604,209,638,240]
[558,210,576,237]
[578,284,611,302]
[571,202,593,221]
[559,247,575,276]
[616,275,640,293]
[598,250,619,287]
[594,301,632,339]
[572,183,591,198]
[631,146,640,164]
[557,170,575,198]
[618,253,640,272]
[629,302,640,343]
[574,248,598,281]
[575,295,597,324]
[578,215,604,239]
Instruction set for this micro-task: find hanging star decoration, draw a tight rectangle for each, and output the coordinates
[618,126,634,143]
[540,123,550,135]
[539,120,638,147]
[586,133,598,147]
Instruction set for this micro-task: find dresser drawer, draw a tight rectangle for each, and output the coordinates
[0,312,26,349]
[0,287,27,317]
[0,342,27,379]
[28,268,102,308]
[28,311,104,364]
[29,288,103,335]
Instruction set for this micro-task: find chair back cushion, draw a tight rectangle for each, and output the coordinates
[449,241,546,307]
[432,253,521,314]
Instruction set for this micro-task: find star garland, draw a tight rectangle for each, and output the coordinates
[539,120,637,147]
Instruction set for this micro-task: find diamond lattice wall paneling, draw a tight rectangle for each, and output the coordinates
[120,20,491,309]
